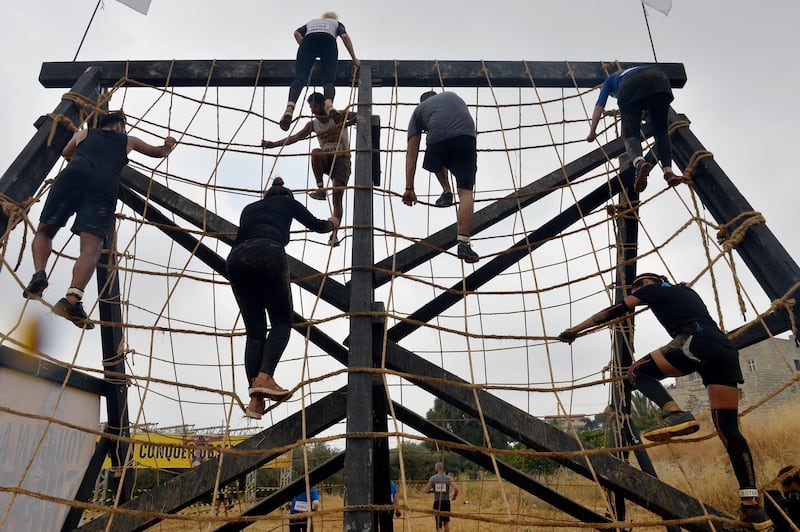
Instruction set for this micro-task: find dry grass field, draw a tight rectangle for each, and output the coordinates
[90,403,797,531]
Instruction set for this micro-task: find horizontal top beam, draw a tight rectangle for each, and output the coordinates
[39,60,687,89]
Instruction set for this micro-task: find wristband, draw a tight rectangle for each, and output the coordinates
[405,187,414,190]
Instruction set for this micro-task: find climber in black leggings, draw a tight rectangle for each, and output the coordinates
[227,177,337,419]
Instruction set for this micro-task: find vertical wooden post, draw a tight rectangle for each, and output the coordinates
[343,65,376,531]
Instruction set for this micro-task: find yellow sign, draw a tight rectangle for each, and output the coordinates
[101,433,292,470]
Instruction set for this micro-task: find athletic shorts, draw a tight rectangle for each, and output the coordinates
[433,499,451,525]
[319,151,351,184]
[659,331,743,386]
[422,135,477,190]
[39,164,118,239]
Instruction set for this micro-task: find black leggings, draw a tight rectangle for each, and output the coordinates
[226,240,292,382]
[289,33,338,104]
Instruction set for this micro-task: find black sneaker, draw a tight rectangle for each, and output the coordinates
[457,243,479,263]
[23,270,48,298]
[739,504,773,531]
[53,298,95,330]
[435,191,454,208]
[643,410,699,442]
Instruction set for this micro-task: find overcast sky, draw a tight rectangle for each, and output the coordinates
[1,1,798,438]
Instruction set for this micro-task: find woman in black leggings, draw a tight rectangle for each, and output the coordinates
[226,177,337,419]
[279,11,359,131]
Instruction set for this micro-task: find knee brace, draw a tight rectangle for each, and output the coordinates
[628,355,664,387]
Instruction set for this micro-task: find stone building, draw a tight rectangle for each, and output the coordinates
[669,336,800,417]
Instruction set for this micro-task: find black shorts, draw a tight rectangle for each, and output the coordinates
[422,135,477,190]
[433,499,451,525]
[659,331,743,386]
[39,164,118,239]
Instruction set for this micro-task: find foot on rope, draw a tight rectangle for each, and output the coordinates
[642,410,699,442]
[664,171,685,187]
[249,372,291,398]
[23,270,48,299]
[279,105,294,131]
[308,189,326,201]
[53,298,95,330]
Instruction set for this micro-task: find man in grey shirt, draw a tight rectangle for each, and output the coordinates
[403,91,479,263]
[423,462,459,531]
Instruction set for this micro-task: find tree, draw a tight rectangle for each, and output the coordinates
[425,398,511,451]
[629,391,659,432]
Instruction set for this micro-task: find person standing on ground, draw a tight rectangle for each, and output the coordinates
[263,92,355,247]
[23,111,177,328]
[289,485,320,532]
[423,462,459,532]
[404,90,479,263]
[586,65,683,193]
[279,11,359,131]
[226,178,337,419]
[558,272,772,531]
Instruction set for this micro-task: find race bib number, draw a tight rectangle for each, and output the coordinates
[434,482,447,493]
[293,500,309,512]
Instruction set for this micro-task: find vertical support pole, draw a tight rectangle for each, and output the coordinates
[608,162,679,532]
[0,66,102,235]
[371,302,392,531]
[343,65,376,531]
[96,229,133,504]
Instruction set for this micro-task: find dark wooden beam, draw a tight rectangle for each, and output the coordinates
[393,402,612,525]
[211,453,345,532]
[343,65,376,531]
[39,60,687,89]
[383,341,738,531]
[119,184,351,364]
[73,388,347,532]
[0,344,112,397]
[387,172,630,342]
[0,66,102,234]
[668,111,800,337]
[370,136,628,288]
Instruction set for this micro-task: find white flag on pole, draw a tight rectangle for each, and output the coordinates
[642,0,672,16]
[116,0,152,15]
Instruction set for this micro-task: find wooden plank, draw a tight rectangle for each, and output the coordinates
[119,167,350,311]
[74,388,347,532]
[0,344,112,397]
[388,173,630,342]
[668,111,800,332]
[383,341,738,531]
[0,66,102,234]
[39,60,687,89]
[370,137,628,288]
[211,453,345,532]
[343,65,376,531]
[393,403,612,525]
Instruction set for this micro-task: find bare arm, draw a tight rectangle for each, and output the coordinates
[422,480,433,494]
[127,135,177,158]
[586,104,604,142]
[61,129,88,160]
[262,121,313,148]
[403,134,421,206]
[294,30,303,46]
[340,33,359,67]
[559,294,642,342]
[449,479,459,501]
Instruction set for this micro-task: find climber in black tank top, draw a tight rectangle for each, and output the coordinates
[23,111,178,328]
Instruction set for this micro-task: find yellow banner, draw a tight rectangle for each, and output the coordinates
[101,433,292,470]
